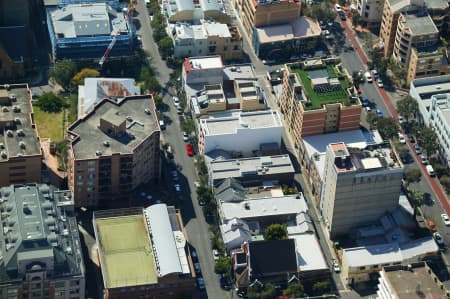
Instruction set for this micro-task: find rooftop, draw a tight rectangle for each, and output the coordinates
[381,263,448,299]
[0,84,41,162]
[209,154,295,183]
[249,239,297,277]
[411,75,450,100]
[0,184,83,281]
[388,0,425,12]
[220,194,308,222]
[431,93,450,124]
[184,55,224,73]
[402,13,438,36]
[289,233,328,272]
[165,0,226,18]
[200,110,282,135]
[424,0,448,9]
[68,95,158,160]
[255,16,321,44]
[204,22,232,38]
[78,78,140,119]
[50,3,130,39]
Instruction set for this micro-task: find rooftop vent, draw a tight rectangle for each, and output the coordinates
[6,130,13,137]
[103,141,110,147]
[126,116,133,121]
[2,107,9,112]
[4,84,10,90]
[0,143,4,149]
[19,141,26,149]
[13,106,20,113]
[17,130,25,137]
[144,108,151,114]
[95,150,102,156]
[8,94,16,101]
[14,118,21,124]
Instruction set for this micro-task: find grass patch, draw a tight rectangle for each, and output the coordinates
[67,95,78,124]
[294,68,349,110]
[33,106,65,142]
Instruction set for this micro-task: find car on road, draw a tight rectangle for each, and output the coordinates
[159,120,166,130]
[194,262,201,274]
[377,78,384,88]
[419,154,427,165]
[172,96,180,107]
[196,277,205,290]
[191,249,197,258]
[434,232,445,246]
[398,115,404,124]
[398,133,406,144]
[335,3,342,11]
[182,131,189,142]
[371,69,379,79]
[441,213,450,226]
[364,71,373,83]
[332,260,341,273]
[177,106,183,115]
[365,106,372,113]
[414,143,421,154]
[186,144,193,156]
[408,133,415,143]
[338,10,346,20]
[376,108,383,118]
[174,183,181,192]
[213,249,220,261]
[429,220,437,232]
[361,97,369,107]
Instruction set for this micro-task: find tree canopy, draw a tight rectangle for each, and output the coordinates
[264,223,287,240]
[417,127,438,158]
[283,283,304,297]
[405,169,421,185]
[181,119,196,134]
[248,283,276,299]
[214,257,231,274]
[36,92,68,113]
[375,117,398,140]
[396,96,418,122]
[49,59,77,89]
[71,68,100,86]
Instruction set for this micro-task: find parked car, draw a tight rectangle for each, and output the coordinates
[441,213,450,226]
[191,249,197,258]
[371,69,379,79]
[177,106,183,115]
[377,78,384,88]
[365,106,372,113]
[174,183,181,192]
[398,115,404,124]
[159,120,166,130]
[338,10,346,20]
[332,260,341,273]
[197,277,205,290]
[398,133,406,144]
[356,86,362,94]
[414,143,421,154]
[213,249,220,261]
[334,3,342,11]
[194,262,201,274]
[429,220,437,232]
[186,144,193,156]
[172,96,180,107]
[183,131,189,142]
[426,165,435,177]
[408,133,415,143]
[433,232,445,246]
[419,154,427,165]
[361,97,369,107]
[364,71,373,83]
[376,109,383,118]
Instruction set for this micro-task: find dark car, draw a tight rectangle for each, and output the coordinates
[408,133,415,143]
[338,11,346,20]
[361,97,370,107]
[219,274,232,290]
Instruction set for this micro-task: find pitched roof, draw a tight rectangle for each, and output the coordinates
[249,239,297,277]
[215,178,246,202]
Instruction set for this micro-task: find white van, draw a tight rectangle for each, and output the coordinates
[426,165,435,177]
[364,72,373,83]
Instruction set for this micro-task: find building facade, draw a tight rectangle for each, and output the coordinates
[0,184,85,299]
[93,204,197,299]
[355,0,386,28]
[406,47,450,85]
[429,94,450,167]
[320,142,403,238]
[0,84,42,187]
[280,60,362,154]
[163,0,230,23]
[67,95,160,207]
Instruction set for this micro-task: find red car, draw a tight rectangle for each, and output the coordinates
[186,144,193,156]
[357,87,362,94]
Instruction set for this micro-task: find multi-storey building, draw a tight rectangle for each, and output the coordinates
[280,59,362,153]
[392,13,439,66]
[0,84,42,187]
[429,94,450,168]
[355,0,386,28]
[233,0,302,36]
[320,142,403,238]
[163,0,230,23]
[425,0,449,34]
[67,95,160,207]
[171,21,243,61]
[0,184,85,299]
[406,46,450,85]
[93,204,197,299]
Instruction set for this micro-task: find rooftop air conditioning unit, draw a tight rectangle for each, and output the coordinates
[13,106,20,113]
[103,141,110,147]
[96,150,102,156]
[144,108,151,114]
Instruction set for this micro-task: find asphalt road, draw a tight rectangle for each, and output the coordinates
[134,2,229,298]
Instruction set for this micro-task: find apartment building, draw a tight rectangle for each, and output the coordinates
[428,94,450,168]
[0,84,42,187]
[280,59,362,153]
[93,204,197,299]
[392,13,439,66]
[163,0,230,23]
[320,142,403,238]
[406,46,450,85]
[67,95,160,207]
[0,184,85,299]
[233,0,301,36]
[425,0,449,33]
[171,21,243,61]
[355,0,386,28]
[198,109,282,154]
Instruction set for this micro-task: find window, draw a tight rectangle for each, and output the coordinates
[359,266,366,270]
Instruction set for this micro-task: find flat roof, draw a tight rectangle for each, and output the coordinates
[68,96,158,160]
[431,93,450,124]
[95,214,157,288]
[200,110,282,135]
[382,264,447,299]
[0,84,41,161]
[289,233,328,272]
[342,237,438,268]
[221,195,307,221]
[255,16,321,44]
[185,55,224,71]
[424,0,448,9]
[210,154,295,182]
[403,13,438,36]
[204,22,231,38]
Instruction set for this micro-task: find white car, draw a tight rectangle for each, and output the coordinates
[398,133,406,144]
[364,71,372,83]
[213,249,220,261]
[174,184,181,192]
[398,115,404,124]
[419,154,427,165]
[433,232,445,246]
[335,3,342,11]
[172,96,180,107]
[365,106,371,113]
[377,78,384,88]
[441,213,450,226]
[371,69,379,79]
[183,131,189,142]
[332,260,341,273]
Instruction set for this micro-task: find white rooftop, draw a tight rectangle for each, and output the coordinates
[220,195,308,222]
[342,237,438,268]
[204,22,231,38]
[186,55,223,70]
[290,233,329,272]
[200,110,282,135]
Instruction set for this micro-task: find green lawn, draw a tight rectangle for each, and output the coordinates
[33,106,65,142]
[294,68,350,110]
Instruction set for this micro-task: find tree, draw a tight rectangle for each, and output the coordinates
[264,223,287,240]
[153,95,163,109]
[396,96,418,123]
[195,155,208,175]
[214,257,231,274]
[440,176,450,193]
[405,168,421,185]
[303,4,334,21]
[181,119,196,134]
[49,59,77,89]
[248,283,276,299]
[433,163,448,178]
[376,117,398,140]
[36,92,68,113]
[312,281,330,295]
[410,190,425,216]
[143,75,161,93]
[366,111,378,129]
[159,36,174,58]
[417,127,438,159]
[283,283,304,297]
[352,13,362,27]
[70,68,100,87]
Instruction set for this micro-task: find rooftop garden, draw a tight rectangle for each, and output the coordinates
[293,64,350,110]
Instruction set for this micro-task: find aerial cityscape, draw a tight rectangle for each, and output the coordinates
[1,0,450,298]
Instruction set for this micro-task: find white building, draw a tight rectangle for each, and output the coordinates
[77,78,140,119]
[182,55,225,85]
[220,218,252,253]
[171,23,207,58]
[199,109,282,154]
[409,74,450,125]
[163,0,229,23]
[354,0,385,27]
[429,94,450,167]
